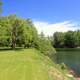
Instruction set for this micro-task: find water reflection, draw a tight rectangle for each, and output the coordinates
[56,50,80,76]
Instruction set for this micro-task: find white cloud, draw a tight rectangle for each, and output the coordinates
[33,20,80,36]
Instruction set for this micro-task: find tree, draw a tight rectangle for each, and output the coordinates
[20,19,38,48]
[53,32,65,48]
[0,16,11,47]
[0,15,56,56]
[11,19,19,49]
[76,30,80,47]
[0,15,38,49]
[64,31,76,48]
[7,15,19,49]
[52,30,80,48]
[35,32,56,56]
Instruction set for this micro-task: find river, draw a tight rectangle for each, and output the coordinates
[56,48,80,76]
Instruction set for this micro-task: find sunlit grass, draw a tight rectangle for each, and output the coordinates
[0,48,75,80]
[0,49,52,80]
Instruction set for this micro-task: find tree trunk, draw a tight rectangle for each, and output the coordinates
[12,24,17,50]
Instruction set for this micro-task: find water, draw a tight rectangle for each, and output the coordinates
[56,48,80,76]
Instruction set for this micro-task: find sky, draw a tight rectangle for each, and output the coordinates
[2,0,80,36]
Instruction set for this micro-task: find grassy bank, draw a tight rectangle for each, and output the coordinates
[0,48,75,80]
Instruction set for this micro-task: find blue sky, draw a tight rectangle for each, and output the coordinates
[2,0,80,22]
[2,0,80,36]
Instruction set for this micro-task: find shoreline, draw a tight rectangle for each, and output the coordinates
[69,69,80,80]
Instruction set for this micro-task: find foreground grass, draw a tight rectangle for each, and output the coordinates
[0,48,75,80]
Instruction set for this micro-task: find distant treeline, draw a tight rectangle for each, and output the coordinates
[51,31,80,48]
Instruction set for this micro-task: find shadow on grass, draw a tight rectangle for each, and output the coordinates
[0,47,24,51]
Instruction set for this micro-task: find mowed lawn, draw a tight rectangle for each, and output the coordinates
[0,48,52,80]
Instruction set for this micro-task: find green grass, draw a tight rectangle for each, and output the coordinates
[0,49,51,80]
[0,48,75,80]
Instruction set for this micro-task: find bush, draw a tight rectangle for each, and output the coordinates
[60,63,67,70]
[35,36,56,56]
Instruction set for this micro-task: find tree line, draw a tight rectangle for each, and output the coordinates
[52,30,80,48]
[0,15,55,55]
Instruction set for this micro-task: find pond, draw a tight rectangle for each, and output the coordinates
[56,48,80,76]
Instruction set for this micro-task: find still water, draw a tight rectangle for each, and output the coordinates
[56,49,80,76]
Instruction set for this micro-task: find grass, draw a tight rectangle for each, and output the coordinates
[0,48,51,80]
[0,48,75,80]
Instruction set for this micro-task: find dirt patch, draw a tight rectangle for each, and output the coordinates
[48,67,64,80]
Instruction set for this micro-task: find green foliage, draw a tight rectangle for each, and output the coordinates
[22,20,38,48]
[64,31,77,48]
[0,15,38,49]
[60,63,67,70]
[35,32,56,56]
[53,32,65,48]
[0,16,11,47]
[52,30,80,48]
[74,30,80,47]
[0,15,56,55]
